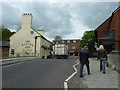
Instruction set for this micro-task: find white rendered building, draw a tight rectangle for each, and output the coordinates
[9,13,51,58]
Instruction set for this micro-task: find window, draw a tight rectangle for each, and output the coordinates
[11,49,15,55]
[55,42,58,44]
[72,45,75,49]
[53,42,55,44]
[67,40,70,43]
[31,31,34,34]
[62,41,64,43]
[76,40,80,43]
[73,40,76,43]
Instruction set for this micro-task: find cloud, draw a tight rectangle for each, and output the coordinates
[69,2,118,29]
[2,2,118,41]
[2,2,23,30]
[31,3,74,39]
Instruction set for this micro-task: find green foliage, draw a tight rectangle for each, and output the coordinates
[41,45,50,50]
[54,35,62,41]
[80,30,95,51]
[0,28,15,40]
[0,28,2,40]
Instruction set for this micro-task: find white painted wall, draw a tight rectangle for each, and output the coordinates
[9,13,51,58]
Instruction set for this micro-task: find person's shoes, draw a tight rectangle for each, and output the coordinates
[80,75,84,78]
[103,72,105,74]
[88,73,91,75]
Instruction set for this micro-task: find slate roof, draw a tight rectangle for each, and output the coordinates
[0,40,10,47]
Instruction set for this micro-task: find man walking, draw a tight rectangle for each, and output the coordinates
[79,46,91,77]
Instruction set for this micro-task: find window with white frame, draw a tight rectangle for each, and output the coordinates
[11,49,15,55]
[67,40,70,43]
[72,45,75,49]
[62,41,65,43]
[73,40,76,43]
[31,31,34,34]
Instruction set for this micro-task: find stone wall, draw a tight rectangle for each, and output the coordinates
[107,50,120,73]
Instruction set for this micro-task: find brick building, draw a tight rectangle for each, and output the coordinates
[95,6,120,53]
[0,40,10,58]
[53,39,81,56]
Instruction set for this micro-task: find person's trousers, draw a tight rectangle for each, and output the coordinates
[80,63,90,76]
[100,58,107,73]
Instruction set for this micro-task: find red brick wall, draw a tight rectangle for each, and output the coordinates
[66,43,81,52]
[64,42,81,55]
[54,40,82,55]
[96,8,120,51]
[109,9,119,40]
[97,17,111,39]
[114,9,120,50]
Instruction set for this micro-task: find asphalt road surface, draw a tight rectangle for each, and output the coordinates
[2,56,79,88]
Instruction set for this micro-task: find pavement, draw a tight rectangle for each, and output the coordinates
[78,58,119,89]
[0,57,40,66]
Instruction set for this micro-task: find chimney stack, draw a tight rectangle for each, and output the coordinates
[21,13,33,29]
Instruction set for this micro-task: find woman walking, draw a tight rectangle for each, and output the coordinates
[97,45,108,74]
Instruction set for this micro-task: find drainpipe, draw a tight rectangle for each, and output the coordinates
[34,36,41,57]
[34,36,37,56]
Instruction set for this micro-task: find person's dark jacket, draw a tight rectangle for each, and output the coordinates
[79,49,90,64]
[97,49,108,60]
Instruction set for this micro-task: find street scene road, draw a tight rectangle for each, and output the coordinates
[1,2,120,90]
[2,56,79,88]
[2,56,119,89]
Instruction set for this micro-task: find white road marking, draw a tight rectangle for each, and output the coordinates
[2,58,41,68]
[64,82,68,89]
[2,58,49,68]
[2,62,24,68]
[64,59,79,90]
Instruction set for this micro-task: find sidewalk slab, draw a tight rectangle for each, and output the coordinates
[79,58,119,89]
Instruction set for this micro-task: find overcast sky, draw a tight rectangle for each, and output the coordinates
[1,1,119,41]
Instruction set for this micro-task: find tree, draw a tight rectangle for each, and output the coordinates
[54,35,62,41]
[80,30,96,52]
[0,28,15,40]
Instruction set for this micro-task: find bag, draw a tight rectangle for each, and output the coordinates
[106,61,108,67]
